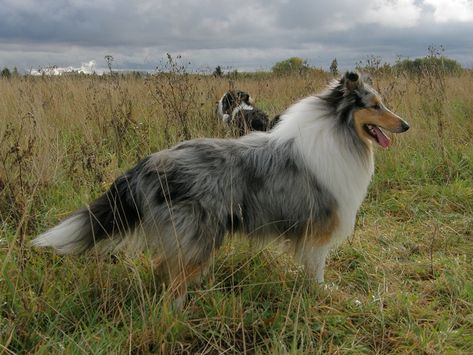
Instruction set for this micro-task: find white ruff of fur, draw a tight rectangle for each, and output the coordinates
[231,103,254,121]
[217,98,224,118]
[31,215,88,254]
[222,114,231,124]
[272,96,375,246]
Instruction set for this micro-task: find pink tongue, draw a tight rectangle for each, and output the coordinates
[372,126,391,148]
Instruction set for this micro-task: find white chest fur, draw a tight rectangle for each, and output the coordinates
[274,97,375,245]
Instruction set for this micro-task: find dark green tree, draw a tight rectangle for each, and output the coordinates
[272,57,309,75]
[1,67,11,79]
[213,65,223,77]
[329,58,339,76]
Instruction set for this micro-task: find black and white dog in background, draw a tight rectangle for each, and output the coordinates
[217,90,279,135]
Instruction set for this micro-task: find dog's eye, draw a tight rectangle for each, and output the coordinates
[372,104,381,110]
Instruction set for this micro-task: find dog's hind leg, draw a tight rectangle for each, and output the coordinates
[152,248,211,310]
[154,207,226,309]
[168,262,209,310]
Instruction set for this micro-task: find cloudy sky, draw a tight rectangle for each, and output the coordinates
[1,0,472,73]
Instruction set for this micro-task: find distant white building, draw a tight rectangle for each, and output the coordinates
[30,60,97,76]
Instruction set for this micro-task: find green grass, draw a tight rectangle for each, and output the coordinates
[1,71,472,353]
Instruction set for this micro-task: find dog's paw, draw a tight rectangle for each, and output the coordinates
[172,294,187,311]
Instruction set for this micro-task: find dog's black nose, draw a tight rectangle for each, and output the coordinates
[401,120,410,132]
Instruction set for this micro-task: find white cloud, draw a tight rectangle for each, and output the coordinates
[280,0,422,32]
[0,0,472,71]
[362,0,422,28]
[424,0,473,23]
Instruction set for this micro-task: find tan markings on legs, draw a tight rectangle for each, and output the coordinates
[294,212,339,283]
[303,211,340,247]
[168,262,208,310]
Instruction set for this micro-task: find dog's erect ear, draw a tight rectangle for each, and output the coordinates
[225,92,236,105]
[342,71,360,92]
[361,73,373,86]
[237,91,250,103]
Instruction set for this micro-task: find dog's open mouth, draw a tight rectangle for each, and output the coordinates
[364,124,391,148]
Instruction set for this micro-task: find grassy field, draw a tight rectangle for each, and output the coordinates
[1,68,472,353]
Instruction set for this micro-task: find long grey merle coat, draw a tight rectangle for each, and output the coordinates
[32,72,409,306]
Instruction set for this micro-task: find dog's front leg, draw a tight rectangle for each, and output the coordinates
[299,245,331,284]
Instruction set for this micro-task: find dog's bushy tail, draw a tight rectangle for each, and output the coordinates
[32,170,142,255]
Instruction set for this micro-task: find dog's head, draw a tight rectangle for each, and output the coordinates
[320,71,409,148]
[217,90,254,123]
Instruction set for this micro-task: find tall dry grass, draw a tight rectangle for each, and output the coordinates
[0,67,472,353]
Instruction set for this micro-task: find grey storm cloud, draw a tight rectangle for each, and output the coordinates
[0,0,472,71]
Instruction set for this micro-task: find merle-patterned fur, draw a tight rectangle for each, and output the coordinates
[32,72,409,307]
[32,132,337,267]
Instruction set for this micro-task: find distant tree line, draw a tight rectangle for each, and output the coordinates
[266,53,464,77]
[354,46,464,76]
[1,67,19,78]
[272,57,310,76]
[393,56,462,75]
[2,49,466,80]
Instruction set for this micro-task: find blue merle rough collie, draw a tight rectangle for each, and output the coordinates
[32,72,409,307]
